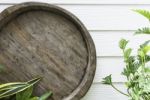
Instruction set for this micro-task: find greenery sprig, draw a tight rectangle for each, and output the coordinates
[103,10,150,100]
[0,77,52,100]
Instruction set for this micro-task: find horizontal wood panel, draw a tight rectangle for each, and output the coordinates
[0,5,149,30]
[59,5,150,30]
[82,83,128,100]
[91,31,150,57]
[0,0,150,4]
[94,57,126,83]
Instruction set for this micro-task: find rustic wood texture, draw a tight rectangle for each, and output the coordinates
[0,2,96,100]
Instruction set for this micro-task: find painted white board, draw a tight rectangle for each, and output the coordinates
[82,83,128,100]
[94,57,126,83]
[0,0,150,5]
[0,5,149,30]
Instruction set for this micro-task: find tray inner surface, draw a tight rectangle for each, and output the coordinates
[0,10,88,99]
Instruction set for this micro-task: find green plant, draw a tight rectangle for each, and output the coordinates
[0,77,52,100]
[16,86,52,100]
[102,10,150,100]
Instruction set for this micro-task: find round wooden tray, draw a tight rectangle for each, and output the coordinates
[0,2,96,100]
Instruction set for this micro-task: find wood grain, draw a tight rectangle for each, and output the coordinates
[0,2,96,100]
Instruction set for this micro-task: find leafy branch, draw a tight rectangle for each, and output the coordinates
[0,77,52,100]
[102,9,150,100]
[102,75,129,96]
[16,86,52,100]
[135,27,150,34]
[133,9,150,34]
[133,9,150,21]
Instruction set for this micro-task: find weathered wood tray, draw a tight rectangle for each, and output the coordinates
[0,2,96,100]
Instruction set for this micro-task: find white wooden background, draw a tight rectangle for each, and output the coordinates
[1,0,150,100]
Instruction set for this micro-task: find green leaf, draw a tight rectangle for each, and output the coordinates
[140,40,150,48]
[16,78,52,100]
[0,85,29,99]
[138,50,145,58]
[26,77,41,85]
[39,91,52,100]
[143,45,150,54]
[0,83,27,93]
[135,27,150,34]
[102,75,112,85]
[119,39,128,50]
[0,83,26,89]
[0,77,41,99]
[16,86,33,100]
[29,97,39,100]
[124,48,132,59]
[133,9,150,20]
[123,56,139,77]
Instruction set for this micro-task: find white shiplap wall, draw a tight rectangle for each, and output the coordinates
[1,0,150,100]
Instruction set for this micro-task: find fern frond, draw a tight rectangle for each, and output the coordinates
[135,27,150,34]
[133,9,150,20]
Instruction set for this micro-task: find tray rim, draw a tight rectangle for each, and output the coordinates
[0,2,97,100]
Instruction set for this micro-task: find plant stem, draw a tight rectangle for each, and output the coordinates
[141,54,146,73]
[123,49,130,79]
[111,84,129,97]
